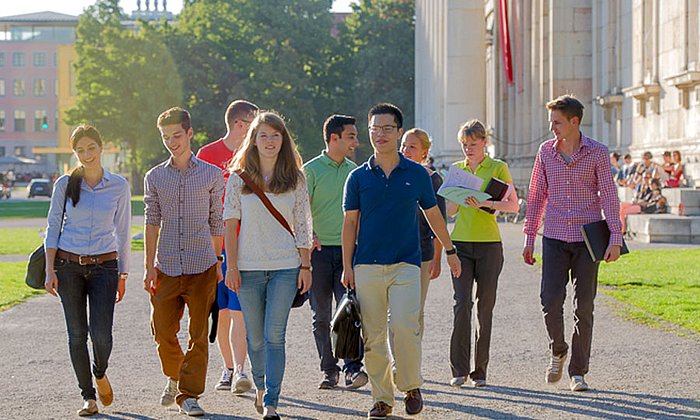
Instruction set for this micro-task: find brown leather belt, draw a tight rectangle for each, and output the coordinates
[56,249,118,266]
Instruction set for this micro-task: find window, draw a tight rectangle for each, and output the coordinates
[33,79,46,96]
[54,79,58,96]
[14,146,26,157]
[13,79,25,96]
[0,110,5,131]
[0,52,4,67]
[33,52,46,67]
[14,110,26,132]
[34,110,48,132]
[53,52,57,66]
[0,146,5,157]
[0,79,5,96]
[12,52,25,67]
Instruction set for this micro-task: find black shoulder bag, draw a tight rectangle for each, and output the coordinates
[25,188,68,289]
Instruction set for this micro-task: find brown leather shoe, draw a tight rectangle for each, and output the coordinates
[367,401,393,419]
[95,374,113,406]
[404,388,423,415]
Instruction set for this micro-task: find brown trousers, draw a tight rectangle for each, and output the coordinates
[150,264,217,404]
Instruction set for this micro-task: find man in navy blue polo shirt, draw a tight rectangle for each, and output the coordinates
[341,103,461,419]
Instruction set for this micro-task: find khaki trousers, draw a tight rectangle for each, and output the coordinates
[150,264,217,404]
[355,262,422,405]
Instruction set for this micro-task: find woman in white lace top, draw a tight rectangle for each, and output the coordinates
[223,111,312,420]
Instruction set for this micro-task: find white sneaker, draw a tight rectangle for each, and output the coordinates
[215,368,233,391]
[232,371,253,394]
[179,397,205,416]
[449,376,465,387]
[470,378,487,387]
[545,353,567,383]
[160,378,178,406]
[570,375,589,391]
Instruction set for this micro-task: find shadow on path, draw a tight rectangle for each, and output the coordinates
[423,380,700,419]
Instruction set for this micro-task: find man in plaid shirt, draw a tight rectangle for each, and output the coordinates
[143,107,224,416]
[523,95,622,392]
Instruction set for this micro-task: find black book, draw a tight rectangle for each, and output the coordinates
[581,220,630,263]
[480,177,510,214]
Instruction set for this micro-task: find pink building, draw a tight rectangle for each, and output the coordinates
[0,11,78,175]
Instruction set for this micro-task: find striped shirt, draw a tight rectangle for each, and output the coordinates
[524,133,622,248]
[144,154,224,277]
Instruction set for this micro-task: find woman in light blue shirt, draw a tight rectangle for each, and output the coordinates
[44,125,131,417]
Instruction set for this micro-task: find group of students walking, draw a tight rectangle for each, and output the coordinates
[43,94,623,419]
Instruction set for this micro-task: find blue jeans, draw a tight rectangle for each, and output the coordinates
[238,267,299,408]
[55,257,119,401]
[310,246,363,375]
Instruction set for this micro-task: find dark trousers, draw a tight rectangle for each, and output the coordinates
[310,246,363,374]
[541,237,599,377]
[449,241,503,380]
[56,258,119,401]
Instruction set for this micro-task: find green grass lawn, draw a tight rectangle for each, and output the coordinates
[536,249,700,334]
[0,197,145,219]
[598,249,700,334]
[0,228,44,255]
[0,226,145,255]
[0,262,44,311]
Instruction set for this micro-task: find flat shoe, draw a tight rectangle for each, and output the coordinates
[77,399,98,417]
[254,393,263,415]
[95,374,114,406]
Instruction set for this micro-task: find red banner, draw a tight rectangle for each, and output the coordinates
[499,0,514,85]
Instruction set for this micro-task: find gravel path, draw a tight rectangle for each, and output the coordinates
[0,222,698,419]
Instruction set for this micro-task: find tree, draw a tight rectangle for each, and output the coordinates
[66,0,183,191]
[166,0,336,157]
[335,0,415,160]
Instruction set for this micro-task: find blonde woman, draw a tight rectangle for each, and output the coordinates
[224,111,313,420]
[446,120,518,388]
[400,128,446,335]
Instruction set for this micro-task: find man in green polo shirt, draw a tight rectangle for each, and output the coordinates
[303,114,368,390]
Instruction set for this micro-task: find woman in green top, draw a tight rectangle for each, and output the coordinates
[446,119,519,388]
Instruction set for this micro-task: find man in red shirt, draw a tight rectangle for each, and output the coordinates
[523,95,622,392]
[197,99,258,394]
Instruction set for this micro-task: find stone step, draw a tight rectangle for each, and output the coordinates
[617,186,700,216]
[626,214,700,243]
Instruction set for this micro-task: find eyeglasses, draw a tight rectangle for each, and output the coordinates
[369,125,397,134]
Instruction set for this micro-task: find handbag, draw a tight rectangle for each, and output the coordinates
[235,170,309,308]
[331,289,363,360]
[25,188,68,289]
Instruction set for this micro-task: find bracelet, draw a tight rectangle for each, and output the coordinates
[300,265,312,271]
[226,268,238,272]
[445,248,457,256]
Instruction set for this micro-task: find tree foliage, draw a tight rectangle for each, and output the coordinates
[67,0,416,185]
[66,0,182,190]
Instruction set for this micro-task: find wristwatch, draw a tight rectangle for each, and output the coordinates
[301,265,313,272]
[445,247,457,256]
[216,255,224,262]
[118,272,128,281]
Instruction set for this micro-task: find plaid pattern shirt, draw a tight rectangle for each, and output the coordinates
[524,133,622,248]
[144,154,224,276]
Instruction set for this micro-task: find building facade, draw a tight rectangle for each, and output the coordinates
[416,0,700,189]
[0,12,78,174]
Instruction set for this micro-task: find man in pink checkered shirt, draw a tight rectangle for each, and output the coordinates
[522,94,622,393]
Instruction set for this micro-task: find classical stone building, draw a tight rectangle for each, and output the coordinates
[416,0,700,190]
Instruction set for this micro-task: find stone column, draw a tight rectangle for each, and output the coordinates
[415,0,486,165]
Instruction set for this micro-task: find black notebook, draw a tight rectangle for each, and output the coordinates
[480,177,510,214]
[581,220,630,262]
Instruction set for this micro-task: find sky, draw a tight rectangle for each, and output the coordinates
[0,0,356,17]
